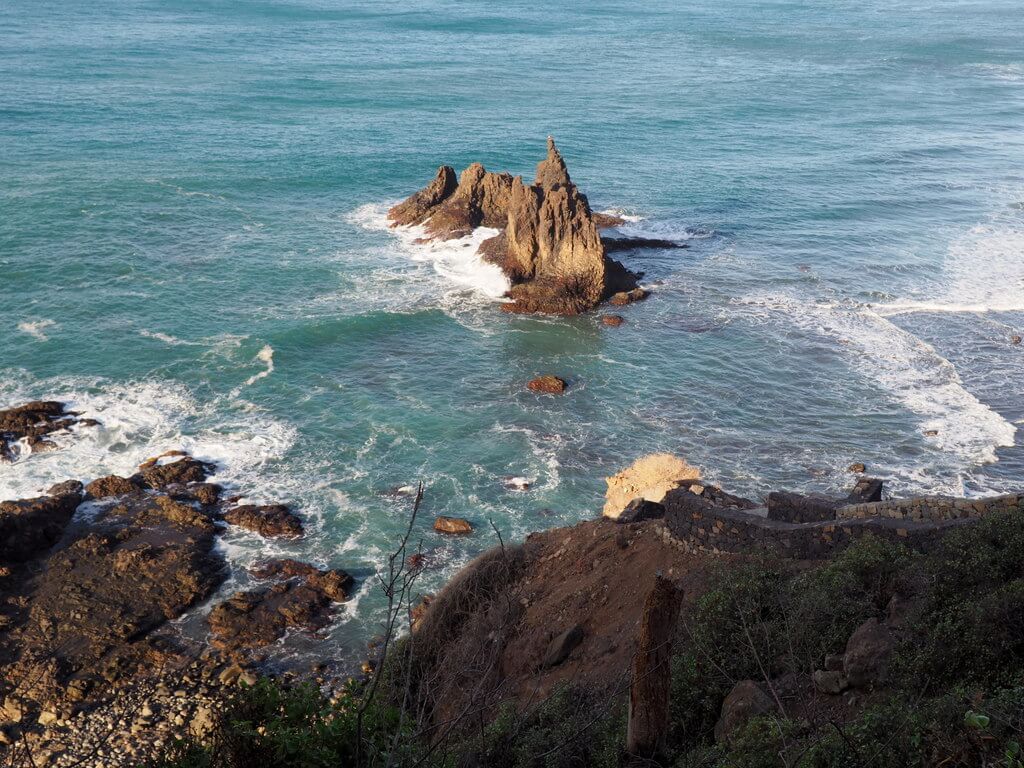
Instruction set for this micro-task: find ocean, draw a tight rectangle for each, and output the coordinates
[2,0,1022,664]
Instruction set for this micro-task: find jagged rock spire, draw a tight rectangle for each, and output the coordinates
[534,136,571,190]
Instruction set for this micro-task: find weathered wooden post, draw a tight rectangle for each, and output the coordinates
[627,573,684,758]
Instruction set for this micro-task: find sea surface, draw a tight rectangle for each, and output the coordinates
[2,0,1023,666]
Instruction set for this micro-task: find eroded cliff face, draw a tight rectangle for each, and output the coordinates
[388,138,639,315]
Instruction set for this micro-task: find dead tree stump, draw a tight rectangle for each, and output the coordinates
[627,573,684,758]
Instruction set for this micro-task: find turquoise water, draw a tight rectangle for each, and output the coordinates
[2,0,1023,664]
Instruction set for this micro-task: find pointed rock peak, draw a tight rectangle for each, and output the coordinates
[535,136,571,190]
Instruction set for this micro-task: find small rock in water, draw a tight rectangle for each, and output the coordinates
[1012,334,1022,345]
[503,476,531,491]
[434,516,473,535]
[848,462,866,473]
[601,315,624,327]
[527,375,567,394]
[608,288,649,306]
[923,429,939,437]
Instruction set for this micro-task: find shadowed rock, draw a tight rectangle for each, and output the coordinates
[0,490,82,563]
[0,401,96,462]
[208,561,351,654]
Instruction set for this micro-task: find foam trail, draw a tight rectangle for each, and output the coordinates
[240,345,275,388]
[17,319,55,341]
[349,203,510,298]
[735,294,1016,467]
[139,329,202,346]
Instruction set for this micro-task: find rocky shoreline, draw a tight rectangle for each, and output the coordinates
[2,402,1021,766]
[0,404,362,765]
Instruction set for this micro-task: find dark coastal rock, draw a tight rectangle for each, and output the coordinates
[542,624,584,669]
[714,680,774,743]
[616,498,666,524]
[46,479,83,497]
[250,558,354,601]
[848,462,867,473]
[601,314,625,327]
[3,491,225,706]
[847,477,883,504]
[434,516,473,535]
[208,567,348,654]
[391,138,641,315]
[527,375,567,394]
[388,165,458,227]
[608,288,649,307]
[592,212,626,229]
[135,455,215,490]
[85,474,140,500]
[843,617,894,689]
[601,236,688,253]
[223,503,304,538]
[0,401,94,462]
[0,491,81,563]
[1011,334,1021,345]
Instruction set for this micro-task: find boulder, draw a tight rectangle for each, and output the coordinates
[207,562,350,654]
[527,375,567,394]
[843,617,894,689]
[601,315,625,327]
[848,462,866,473]
[85,474,139,500]
[223,504,303,538]
[542,624,584,669]
[434,516,473,535]
[603,454,701,519]
[0,491,81,562]
[608,288,649,306]
[250,558,354,601]
[135,455,215,490]
[602,236,687,253]
[714,680,774,743]
[812,669,848,695]
[1011,334,1021,345]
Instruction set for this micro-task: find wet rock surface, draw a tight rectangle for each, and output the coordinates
[527,375,567,395]
[389,138,641,315]
[0,401,96,462]
[223,503,304,538]
[0,489,82,563]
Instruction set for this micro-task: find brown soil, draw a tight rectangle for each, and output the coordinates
[415,517,725,725]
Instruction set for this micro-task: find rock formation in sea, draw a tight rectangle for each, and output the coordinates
[388,138,645,315]
[0,401,97,462]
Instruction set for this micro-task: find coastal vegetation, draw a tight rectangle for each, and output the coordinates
[144,506,1024,767]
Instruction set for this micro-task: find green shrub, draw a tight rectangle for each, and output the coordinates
[471,685,624,768]
[150,678,419,768]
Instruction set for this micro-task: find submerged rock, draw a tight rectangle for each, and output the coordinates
[434,516,473,535]
[389,138,641,315]
[250,558,354,601]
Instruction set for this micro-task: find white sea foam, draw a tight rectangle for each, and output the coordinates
[874,221,1024,317]
[17,319,56,341]
[139,329,202,346]
[734,293,1016,469]
[348,202,511,299]
[239,345,275,389]
[0,374,296,502]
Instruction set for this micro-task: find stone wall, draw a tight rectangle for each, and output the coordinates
[838,494,1024,523]
[661,489,982,559]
